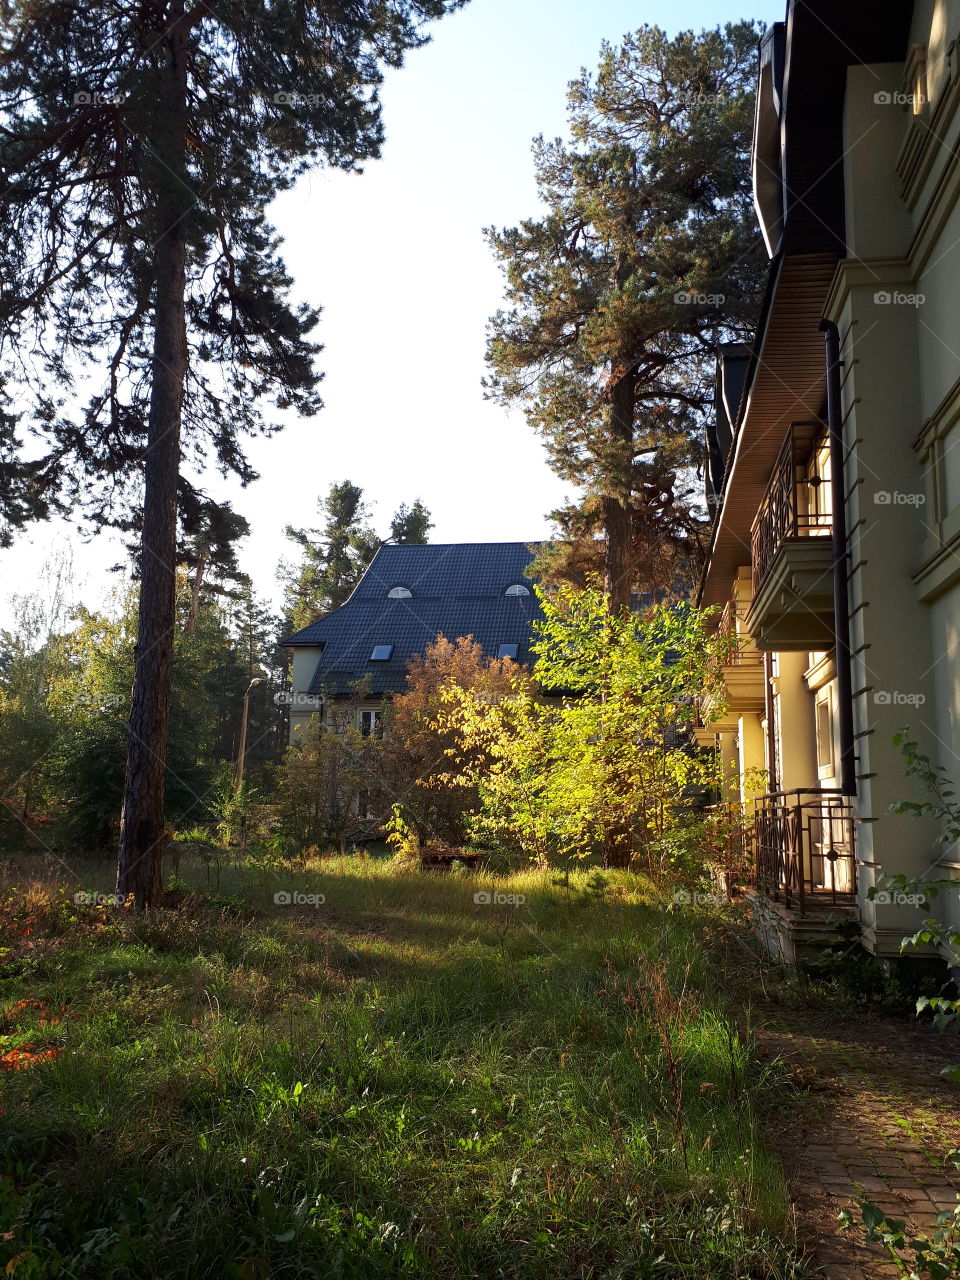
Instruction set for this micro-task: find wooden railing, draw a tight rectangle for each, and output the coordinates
[751,424,832,589]
[753,789,856,912]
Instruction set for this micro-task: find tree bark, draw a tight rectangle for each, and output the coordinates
[602,362,636,868]
[603,367,635,617]
[116,3,190,907]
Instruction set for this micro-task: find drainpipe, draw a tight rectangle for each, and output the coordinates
[821,320,856,797]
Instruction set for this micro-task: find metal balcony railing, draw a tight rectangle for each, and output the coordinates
[718,598,763,667]
[751,424,832,590]
[753,789,856,912]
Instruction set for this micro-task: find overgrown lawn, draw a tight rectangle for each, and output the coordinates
[0,856,806,1278]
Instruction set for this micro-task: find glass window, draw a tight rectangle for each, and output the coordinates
[505,584,531,597]
[359,709,383,738]
[816,690,836,778]
[497,643,519,660]
[387,586,412,599]
[370,644,394,661]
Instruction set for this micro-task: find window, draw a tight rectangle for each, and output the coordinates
[815,689,836,778]
[370,644,394,661]
[504,584,530,597]
[387,586,412,599]
[359,709,383,738]
[497,643,519,660]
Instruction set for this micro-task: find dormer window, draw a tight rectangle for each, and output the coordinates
[370,644,394,661]
[504,584,530,597]
[387,586,412,599]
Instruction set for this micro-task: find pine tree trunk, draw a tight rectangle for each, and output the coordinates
[116,4,189,907]
[603,492,632,616]
[603,368,635,617]
[603,363,636,868]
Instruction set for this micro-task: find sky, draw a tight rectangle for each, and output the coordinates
[0,0,773,629]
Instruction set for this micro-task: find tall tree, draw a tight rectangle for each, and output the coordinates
[485,22,764,612]
[282,481,379,630]
[0,0,466,904]
[390,498,433,544]
[283,482,433,630]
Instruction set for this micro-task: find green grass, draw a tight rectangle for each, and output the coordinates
[0,855,806,1278]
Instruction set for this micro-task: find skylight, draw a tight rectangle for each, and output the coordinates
[370,644,394,661]
[497,643,519,661]
[505,584,530,596]
[387,586,412,599]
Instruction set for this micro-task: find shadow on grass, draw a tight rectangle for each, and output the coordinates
[0,855,806,1279]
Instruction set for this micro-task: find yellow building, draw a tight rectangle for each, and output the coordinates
[700,0,960,967]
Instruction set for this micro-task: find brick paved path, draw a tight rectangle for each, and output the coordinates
[761,1017,960,1279]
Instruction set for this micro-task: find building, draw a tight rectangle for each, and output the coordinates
[282,542,542,737]
[699,0,960,966]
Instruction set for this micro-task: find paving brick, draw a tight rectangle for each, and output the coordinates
[851,1177,889,1194]
[895,1189,935,1204]
[815,1161,850,1178]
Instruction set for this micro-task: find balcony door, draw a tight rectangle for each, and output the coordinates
[814,683,854,893]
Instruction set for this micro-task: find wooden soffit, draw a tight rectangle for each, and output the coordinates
[699,251,838,611]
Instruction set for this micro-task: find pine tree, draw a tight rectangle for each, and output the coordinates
[0,0,465,903]
[282,481,378,630]
[391,499,433,544]
[180,501,251,637]
[485,22,764,611]
[283,483,433,629]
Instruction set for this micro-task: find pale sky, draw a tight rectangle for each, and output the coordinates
[0,0,772,629]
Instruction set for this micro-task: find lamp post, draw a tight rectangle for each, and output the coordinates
[235,677,262,789]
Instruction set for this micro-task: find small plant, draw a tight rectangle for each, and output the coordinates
[839,1150,960,1278]
[885,731,960,1081]
[208,765,262,849]
[385,803,419,862]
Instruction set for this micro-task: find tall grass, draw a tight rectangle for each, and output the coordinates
[0,855,806,1278]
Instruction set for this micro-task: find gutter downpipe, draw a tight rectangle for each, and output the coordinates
[821,320,856,797]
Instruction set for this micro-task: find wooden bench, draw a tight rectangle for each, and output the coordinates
[419,846,486,871]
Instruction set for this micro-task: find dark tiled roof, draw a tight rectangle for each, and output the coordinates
[283,542,542,697]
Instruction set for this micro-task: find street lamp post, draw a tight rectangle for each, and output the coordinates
[235,677,262,789]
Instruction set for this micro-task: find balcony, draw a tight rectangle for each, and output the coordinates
[717,597,765,714]
[753,788,856,912]
[745,424,835,650]
[698,597,765,735]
